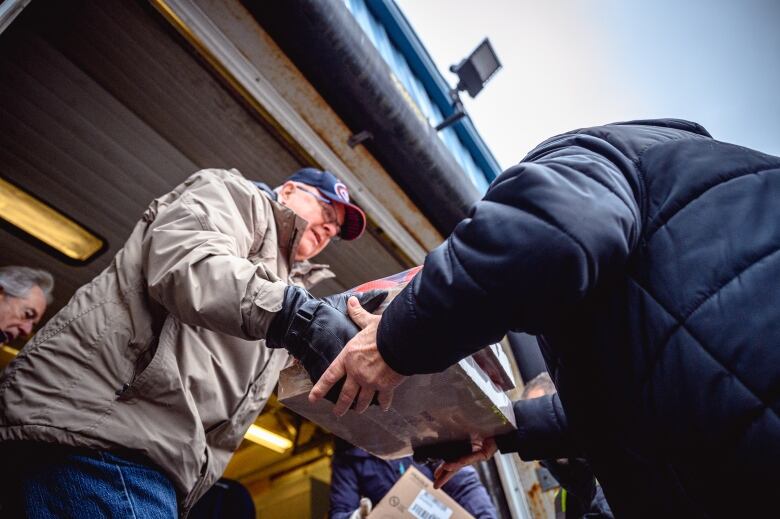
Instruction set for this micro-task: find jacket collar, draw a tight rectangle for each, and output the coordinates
[253,181,277,200]
[612,118,712,138]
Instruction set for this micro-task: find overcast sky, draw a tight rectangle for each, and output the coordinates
[395,0,780,170]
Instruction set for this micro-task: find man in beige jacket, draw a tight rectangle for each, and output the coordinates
[0,167,380,518]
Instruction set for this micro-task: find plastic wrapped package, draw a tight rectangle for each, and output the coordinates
[277,267,517,459]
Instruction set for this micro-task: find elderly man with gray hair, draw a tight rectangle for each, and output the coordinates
[0,266,53,345]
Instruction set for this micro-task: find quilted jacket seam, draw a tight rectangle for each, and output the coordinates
[634,244,779,380]
[630,132,711,242]
[545,153,641,227]
[675,326,777,419]
[629,244,780,417]
[645,165,780,240]
[445,241,491,299]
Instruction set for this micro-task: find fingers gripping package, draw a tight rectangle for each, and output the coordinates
[277,267,517,460]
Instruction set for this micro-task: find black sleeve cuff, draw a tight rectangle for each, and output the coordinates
[376,285,418,376]
[494,394,580,460]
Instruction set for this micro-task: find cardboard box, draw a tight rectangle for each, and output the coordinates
[277,267,517,459]
[368,466,474,519]
[277,353,515,459]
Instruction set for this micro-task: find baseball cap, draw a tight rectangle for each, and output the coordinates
[287,168,367,241]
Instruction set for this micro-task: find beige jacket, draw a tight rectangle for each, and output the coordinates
[0,169,333,514]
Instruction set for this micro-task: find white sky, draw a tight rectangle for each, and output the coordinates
[396,0,780,170]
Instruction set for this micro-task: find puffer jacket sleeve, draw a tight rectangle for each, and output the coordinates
[142,169,287,340]
[377,134,642,374]
[494,394,581,460]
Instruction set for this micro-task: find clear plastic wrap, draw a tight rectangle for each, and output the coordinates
[278,267,517,459]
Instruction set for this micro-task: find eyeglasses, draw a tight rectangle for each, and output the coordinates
[297,186,342,239]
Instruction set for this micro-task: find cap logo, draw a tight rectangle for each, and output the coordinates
[334,182,350,203]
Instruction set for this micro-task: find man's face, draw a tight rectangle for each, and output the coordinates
[0,285,47,343]
[279,182,346,261]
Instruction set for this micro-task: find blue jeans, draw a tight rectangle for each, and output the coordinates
[0,443,178,518]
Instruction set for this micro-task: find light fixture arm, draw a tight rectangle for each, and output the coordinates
[434,88,467,132]
[434,38,501,133]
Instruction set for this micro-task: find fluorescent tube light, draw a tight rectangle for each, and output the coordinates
[244,424,293,453]
[0,177,104,262]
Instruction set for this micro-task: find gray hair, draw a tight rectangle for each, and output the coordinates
[521,371,557,399]
[0,266,55,305]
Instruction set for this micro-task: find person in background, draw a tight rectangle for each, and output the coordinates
[0,265,53,345]
[311,119,780,517]
[0,167,382,518]
[329,439,497,519]
[521,373,612,519]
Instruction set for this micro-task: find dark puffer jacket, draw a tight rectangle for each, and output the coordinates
[377,120,780,517]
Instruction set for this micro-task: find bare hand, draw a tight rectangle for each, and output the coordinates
[433,437,498,489]
[308,297,406,416]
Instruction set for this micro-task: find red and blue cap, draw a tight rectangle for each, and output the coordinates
[287,168,367,241]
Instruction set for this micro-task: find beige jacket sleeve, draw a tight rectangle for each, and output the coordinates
[141,169,287,340]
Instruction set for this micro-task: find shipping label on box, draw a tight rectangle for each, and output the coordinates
[408,489,453,519]
[368,466,473,519]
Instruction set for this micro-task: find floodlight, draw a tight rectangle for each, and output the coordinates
[435,38,501,132]
[450,39,502,98]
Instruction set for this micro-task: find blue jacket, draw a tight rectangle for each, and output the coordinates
[329,446,497,519]
[377,120,780,517]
